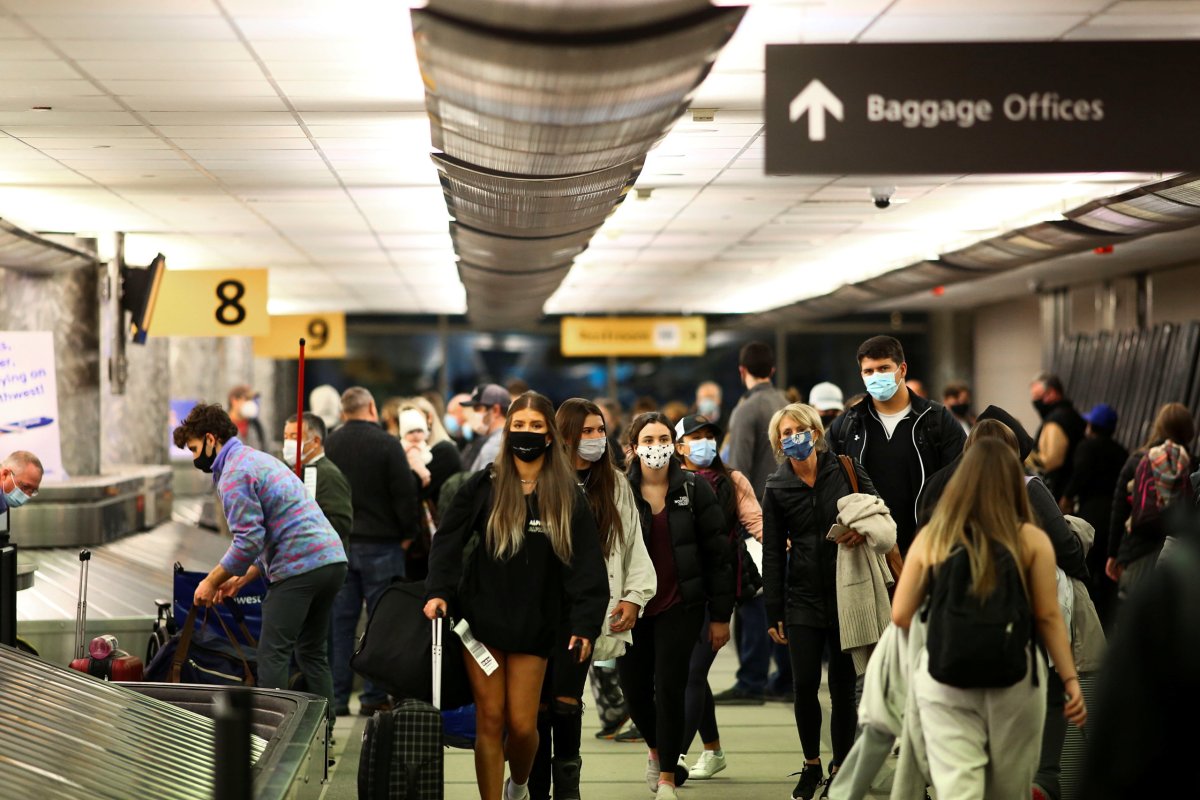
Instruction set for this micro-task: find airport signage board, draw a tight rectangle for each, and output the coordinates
[765,41,1200,174]
[253,313,347,359]
[0,331,65,482]
[561,316,706,357]
[149,269,269,337]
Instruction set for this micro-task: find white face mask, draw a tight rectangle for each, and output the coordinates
[240,399,260,420]
[282,439,309,465]
[577,437,607,463]
[636,443,674,470]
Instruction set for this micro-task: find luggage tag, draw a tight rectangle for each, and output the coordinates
[453,618,498,676]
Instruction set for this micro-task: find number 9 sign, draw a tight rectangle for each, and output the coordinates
[254,313,346,359]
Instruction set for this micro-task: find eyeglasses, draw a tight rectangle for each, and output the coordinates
[2,470,38,498]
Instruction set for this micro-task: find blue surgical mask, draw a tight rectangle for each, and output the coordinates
[4,484,30,508]
[781,430,815,461]
[443,413,461,437]
[697,398,720,421]
[686,439,718,468]
[864,372,900,402]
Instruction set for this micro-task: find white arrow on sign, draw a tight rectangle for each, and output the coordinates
[789,79,843,142]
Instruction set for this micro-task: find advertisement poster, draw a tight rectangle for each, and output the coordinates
[169,398,200,461]
[0,331,66,481]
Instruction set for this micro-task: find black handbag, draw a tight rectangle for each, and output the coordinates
[351,580,473,710]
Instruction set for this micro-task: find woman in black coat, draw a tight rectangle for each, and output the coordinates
[762,403,878,800]
[619,412,734,800]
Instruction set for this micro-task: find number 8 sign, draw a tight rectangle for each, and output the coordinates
[149,269,269,337]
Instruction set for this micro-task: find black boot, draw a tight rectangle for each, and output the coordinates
[551,756,583,800]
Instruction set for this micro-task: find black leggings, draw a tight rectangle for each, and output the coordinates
[787,624,857,766]
[617,603,706,772]
[681,612,719,755]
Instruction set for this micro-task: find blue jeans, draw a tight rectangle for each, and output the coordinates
[331,540,406,708]
[733,595,770,694]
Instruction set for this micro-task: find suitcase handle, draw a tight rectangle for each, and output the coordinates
[74,549,91,661]
[431,615,442,710]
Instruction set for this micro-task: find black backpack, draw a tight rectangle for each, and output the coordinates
[923,540,1037,689]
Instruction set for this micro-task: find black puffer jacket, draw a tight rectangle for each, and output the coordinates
[627,461,735,623]
[762,452,878,628]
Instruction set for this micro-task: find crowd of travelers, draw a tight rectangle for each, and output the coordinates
[123,332,1197,800]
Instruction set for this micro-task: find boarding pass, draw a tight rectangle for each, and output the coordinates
[454,619,498,676]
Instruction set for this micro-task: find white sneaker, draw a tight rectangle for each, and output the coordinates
[646,758,661,794]
[655,784,678,800]
[504,778,530,800]
[689,749,727,779]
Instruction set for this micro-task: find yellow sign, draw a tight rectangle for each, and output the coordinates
[253,313,347,359]
[149,269,269,337]
[561,316,707,357]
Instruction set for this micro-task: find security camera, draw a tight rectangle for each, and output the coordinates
[870,186,896,209]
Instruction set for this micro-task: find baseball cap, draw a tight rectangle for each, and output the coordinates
[469,383,511,410]
[809,382,844,412]
[1082,403,1118,432]
[675,414,722,440]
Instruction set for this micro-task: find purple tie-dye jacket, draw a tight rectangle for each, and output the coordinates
[213,438,347,582]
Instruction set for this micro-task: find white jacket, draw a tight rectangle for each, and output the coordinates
[593,472,658,661]
[835,493,898,675]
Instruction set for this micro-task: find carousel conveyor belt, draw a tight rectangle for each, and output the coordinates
[0,645,328,799]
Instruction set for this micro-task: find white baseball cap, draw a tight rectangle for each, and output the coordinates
[808,382,844,412]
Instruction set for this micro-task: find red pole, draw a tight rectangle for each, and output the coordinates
[294,337,306,478]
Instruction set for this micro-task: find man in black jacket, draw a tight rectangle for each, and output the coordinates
[828,335,965,555]
[325,386,419,716]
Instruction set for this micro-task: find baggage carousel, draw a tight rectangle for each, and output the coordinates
[16,500,233,665]
[0,645,327,799]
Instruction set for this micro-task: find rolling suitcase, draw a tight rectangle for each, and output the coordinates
[358,615,447,800]
[68,549,145,681]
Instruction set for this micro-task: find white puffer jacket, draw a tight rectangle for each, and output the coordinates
[593,472,658,661]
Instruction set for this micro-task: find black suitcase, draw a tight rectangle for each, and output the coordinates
[358,616,448,800]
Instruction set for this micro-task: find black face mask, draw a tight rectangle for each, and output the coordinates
[949,402,970,417]
[508,431,550,463]
[820,413,840,429]
[193,436,217,473]
[1032,399,1051,419]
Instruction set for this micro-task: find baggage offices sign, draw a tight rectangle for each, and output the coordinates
[765,41,1200,174]
[148,269,269,336]
[0,332,65,481]
[561,317,706,357]
[253,313,346,359]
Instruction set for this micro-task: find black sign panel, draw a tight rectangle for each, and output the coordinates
[765,41,1200,174]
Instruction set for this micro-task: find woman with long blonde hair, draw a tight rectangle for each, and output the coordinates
[892,438,1086,800]
[425,392,609,800]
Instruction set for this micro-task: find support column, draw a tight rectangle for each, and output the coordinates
[99,235,170,469]
[928,311,974,401]
[0,249,101,476]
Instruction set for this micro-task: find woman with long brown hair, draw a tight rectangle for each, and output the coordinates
[525,398,657,800]
[425,392,609,800]
[621,412,733,800]
[1106,401,1195,600]
[892,438,1086,800]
